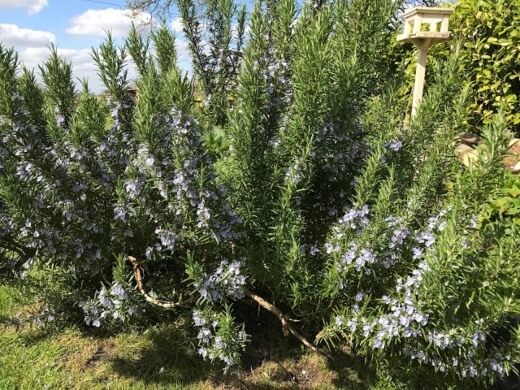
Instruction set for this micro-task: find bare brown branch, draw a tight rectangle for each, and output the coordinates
[127,255,193,309]
[128,255,327,357]
[245,289,331,359]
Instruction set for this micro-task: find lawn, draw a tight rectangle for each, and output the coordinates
[0,284,380,389]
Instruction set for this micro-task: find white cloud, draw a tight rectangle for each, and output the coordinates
[19,47,97,82]
[66,8,153,38]
[0,24,55,47]
[175,40,191,65]
[170,17,184,34]
[18,46,138,94]
[0,0,48,15]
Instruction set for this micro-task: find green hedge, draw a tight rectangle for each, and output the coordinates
[392,0,520,135]
[454,0,520,134]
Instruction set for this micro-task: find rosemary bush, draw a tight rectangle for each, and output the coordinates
[0,0,518,384]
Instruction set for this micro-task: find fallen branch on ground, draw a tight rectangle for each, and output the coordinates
[128,255,193,309]
[245,289,331,359]
[128,255,328,357]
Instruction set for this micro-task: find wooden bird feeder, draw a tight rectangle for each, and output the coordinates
[397,7,453,117]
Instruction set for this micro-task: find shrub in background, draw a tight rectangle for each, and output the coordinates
[390,0,520,135]
[454,0,520,135]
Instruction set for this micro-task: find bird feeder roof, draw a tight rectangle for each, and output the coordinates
[397,7,454,44]
[401,7,454,19]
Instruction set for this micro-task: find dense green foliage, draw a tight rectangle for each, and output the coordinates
[454,0,520,134]
[392,0,520,135]
[0,0,519,386]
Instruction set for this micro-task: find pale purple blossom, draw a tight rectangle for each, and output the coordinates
[199,260,247,302]
[385,140,403,151]
[416,232,435,247]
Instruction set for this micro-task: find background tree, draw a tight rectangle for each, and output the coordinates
[129,0,247,127]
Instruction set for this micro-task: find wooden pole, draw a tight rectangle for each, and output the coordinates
[411,39,431,117]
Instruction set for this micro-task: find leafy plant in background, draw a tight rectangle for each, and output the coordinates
[482,173,520,225]
[389,0,520,135]
[0,0,518,385]
[453,0,520,135]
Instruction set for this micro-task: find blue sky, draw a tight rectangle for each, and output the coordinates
[0,0,189,92]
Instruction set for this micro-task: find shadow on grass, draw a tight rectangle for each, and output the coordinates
[107,313,377,389]
[108,325,216,387]
[240,319,375,389]
[326,350,377,390]
[105,323,268,387]
[0,314,19,326]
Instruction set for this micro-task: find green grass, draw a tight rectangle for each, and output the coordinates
[0,284,377,389]
[0,284,489,389]
[0,293,214,389]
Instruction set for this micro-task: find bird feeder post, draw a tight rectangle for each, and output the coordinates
[411,39,431,117]
[397,7,454,118]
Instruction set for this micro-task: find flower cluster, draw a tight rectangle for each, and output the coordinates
[0,111,114,271]
[325,205,370,257]
[341,259,431,350]
[116,109,243,254]
[385,139,403,152]
[338,205,370,231]
[381,215,411,269]
[198,260,247,302]
[262,56,292,114]
[284,158,305,187]
[314,122,368,184]
[79,283,140,328]
[335,209,436,280]
[330,208,515,380]
[154,227,176,252]
[192,309,249,372]
[403,345,509,378]
[411,209,449,261]
[336,242,378,274]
